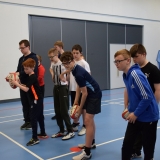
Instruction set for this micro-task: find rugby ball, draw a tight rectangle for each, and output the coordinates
[6,72,19,89]
[70,105,79,119]
[122,108,129,119]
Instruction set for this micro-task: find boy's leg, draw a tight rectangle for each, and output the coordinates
[142,120,158,160]
[53,86,65,132]
[85,113,95,148]
[122,121,140,160]
[132,132,143,157]
[20,90,31,128]
[37,99,46,134]
[59,86,73,132]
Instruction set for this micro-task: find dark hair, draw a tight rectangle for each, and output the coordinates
[130,44,147,57]
[72,44,82,53]
[22,58,35,68]
[19,39,30,47]
[60,51,74,62]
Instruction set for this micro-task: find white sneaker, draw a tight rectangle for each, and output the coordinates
[78,127,86,136]
[62,132,75,140]
[78,143,96,149]
[72,150,92,160]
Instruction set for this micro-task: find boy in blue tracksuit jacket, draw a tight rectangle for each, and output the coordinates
[114,49,159,160]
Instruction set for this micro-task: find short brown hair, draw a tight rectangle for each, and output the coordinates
[114,49,131,59]
[130,44,147,57]
[36,54,42,62]
[72,44,82,53]
[19,39,30,47]
[48,48,58,56]
[22,58,35,68]
[60,51,74,62]
[54,41,64,49]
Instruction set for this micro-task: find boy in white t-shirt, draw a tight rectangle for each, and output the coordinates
[71,45,91,136]
[48,48,75,140]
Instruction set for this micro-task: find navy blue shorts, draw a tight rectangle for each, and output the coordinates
[83,97,101,114]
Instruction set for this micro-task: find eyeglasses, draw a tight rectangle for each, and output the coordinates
[114,59,127,64]
[48,55,56,59]
[62,61,72,66]
[19,46,27,50]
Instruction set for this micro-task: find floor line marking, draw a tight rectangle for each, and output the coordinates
[47,127,160,160]
[0,132,44,160]
[0,109,54,119]
[0,113,55,124]
[46,137,124,160]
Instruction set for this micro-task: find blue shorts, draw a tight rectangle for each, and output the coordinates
[83,97,101,114]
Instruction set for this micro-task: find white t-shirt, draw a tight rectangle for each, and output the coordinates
[50,60,68,85]
[69,59,90,91]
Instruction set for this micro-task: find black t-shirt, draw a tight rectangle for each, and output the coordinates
[26,74,43,102]
[141,62,160,93]
[16,52,38,84]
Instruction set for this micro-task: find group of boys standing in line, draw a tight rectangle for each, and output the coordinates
[8,39,160,160]
[9,39,101,160]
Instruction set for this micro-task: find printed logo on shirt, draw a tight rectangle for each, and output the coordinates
[131,84,135,89]
[145,73,150,78]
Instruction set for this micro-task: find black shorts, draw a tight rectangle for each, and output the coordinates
[83,97,101,114]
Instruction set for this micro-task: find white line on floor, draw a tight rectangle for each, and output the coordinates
[47,127,160,160]
[0,132,44,160]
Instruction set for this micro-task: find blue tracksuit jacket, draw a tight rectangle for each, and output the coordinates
[123,64,159,122]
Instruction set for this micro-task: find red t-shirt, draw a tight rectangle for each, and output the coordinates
[38,64,45,86]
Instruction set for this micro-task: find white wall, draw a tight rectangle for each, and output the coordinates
[1,0,160,100]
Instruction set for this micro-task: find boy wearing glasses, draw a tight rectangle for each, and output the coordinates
[114,49,159,160]
[60,52,102,160]
[48,48,75,140]
[16,39,38,130]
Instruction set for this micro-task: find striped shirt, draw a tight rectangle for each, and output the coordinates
[50,60,67,85]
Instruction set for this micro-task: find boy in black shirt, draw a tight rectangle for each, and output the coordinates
[11,58,47,146]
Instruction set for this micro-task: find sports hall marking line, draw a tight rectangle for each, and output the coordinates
[0,113,55,124]
[101,97,123,102]
[0,109,54,119]
[0,92,123,112]
[47,127,160,160]
[46,137,124,160]
[0,132,44,160]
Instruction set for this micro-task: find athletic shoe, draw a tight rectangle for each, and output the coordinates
[78,143,96,149]
[25,123,32,130]
[37,133,48,139]
[78,127,86,136]
[72,150,92,160]
[26,138,39,146]
[62,132,75,140]
[72,122,80,132]
[51,132,65,138]
[20,122,30,130]
[51,115,56,120]
[131,153,142,159]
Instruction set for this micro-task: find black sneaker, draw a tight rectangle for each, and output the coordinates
[131,153,142,159]
[26,138,39,146]
[51,115,56,120]
[25,123,32,130]
[20,122,29,130]
[37,133,48,139]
